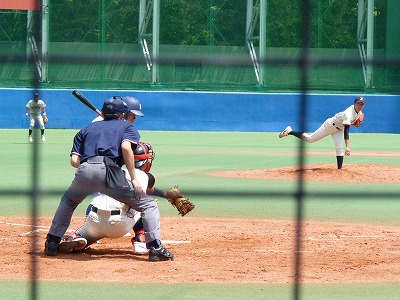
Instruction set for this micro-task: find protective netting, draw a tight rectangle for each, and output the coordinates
[0,0,400,91]
[0,0,398,92]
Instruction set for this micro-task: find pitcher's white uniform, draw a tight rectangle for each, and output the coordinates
[279,97,366,169]
[26,99,46,129]
[73,168,149,247]
[301,104,362,156]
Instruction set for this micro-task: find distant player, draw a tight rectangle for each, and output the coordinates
[25,92,47,142]
[278,96,365,169]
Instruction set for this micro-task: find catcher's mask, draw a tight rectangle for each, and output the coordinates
[134,142,154,172]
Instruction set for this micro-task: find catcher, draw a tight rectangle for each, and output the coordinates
[58,142,195,255]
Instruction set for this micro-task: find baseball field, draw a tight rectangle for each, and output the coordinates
[0,129,399,300]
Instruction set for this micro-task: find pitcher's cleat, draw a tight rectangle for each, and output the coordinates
[279,126,292,138]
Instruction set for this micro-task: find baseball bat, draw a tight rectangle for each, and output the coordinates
[72,90,102,116]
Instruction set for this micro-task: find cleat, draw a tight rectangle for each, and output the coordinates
[149,245,174,261]
[41,135,46,142]
[279,126,292,138]
[58,234,87,253]
[29,136,33,143]
[45,241,59,256]
[133,242,149,255]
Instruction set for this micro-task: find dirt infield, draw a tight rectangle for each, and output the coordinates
[0,216,399,284]
[1,163,399,284]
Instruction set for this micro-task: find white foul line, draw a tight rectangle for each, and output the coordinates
[1,222,191,243]
[162,240,191,244]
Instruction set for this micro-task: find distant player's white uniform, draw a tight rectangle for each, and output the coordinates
[26,100,46,129]
[301,105,363,156]
[74,168,148,247]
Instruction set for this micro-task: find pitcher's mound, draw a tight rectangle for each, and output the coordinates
[210,163,400,183]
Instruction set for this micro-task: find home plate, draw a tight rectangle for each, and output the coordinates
[161,240,191,244]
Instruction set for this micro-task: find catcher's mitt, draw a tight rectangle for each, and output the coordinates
[165,186,195,217]
[43,116,49,124]
[352,112,364,127]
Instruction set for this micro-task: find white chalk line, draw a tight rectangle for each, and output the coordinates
[162,240,191,244]
[1,221,191,243]
[0,221,49,229]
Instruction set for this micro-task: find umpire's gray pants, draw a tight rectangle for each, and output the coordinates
[48,160,161,244]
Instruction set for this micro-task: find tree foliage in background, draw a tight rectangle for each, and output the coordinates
[0,0,388,48]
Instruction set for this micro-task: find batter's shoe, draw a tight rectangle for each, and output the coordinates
[149,245,174,261]
[41,135,46,142]
[29,136,33,143]
[58,234,87,253]
[45,241,59,256]
[279,126,292,138]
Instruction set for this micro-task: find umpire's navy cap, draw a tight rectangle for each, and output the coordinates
[101,97,128,114]
[354,96,365,104]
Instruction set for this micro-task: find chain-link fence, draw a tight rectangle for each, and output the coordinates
[0,1,399,299]
[1,0,399,92]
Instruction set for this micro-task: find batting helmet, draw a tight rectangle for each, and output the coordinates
[134,142,154,172]
[122,96,145,117]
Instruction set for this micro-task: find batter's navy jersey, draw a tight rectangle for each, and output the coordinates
[71,119,140,166]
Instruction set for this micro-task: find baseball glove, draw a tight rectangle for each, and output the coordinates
[352,112,364,127]
[165,186,195,217]
[43,116,49,124]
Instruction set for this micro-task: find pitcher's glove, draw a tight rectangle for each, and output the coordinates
[43,116,49,124]
[352,112,364,127]
[165,186,195,217]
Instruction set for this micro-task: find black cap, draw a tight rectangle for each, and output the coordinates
[101,97,127,114]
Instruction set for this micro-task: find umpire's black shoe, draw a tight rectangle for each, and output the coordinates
[149,245,174,261]
[45,241,59,256]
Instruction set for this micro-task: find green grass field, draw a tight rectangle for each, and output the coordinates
[1,129,399,299]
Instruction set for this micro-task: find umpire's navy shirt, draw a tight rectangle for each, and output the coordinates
[71,119,140,167]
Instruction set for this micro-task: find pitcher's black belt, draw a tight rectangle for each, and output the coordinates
[332,123,340,130]
[91,206,120,215]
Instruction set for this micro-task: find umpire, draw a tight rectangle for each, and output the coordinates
[45,97,174,261]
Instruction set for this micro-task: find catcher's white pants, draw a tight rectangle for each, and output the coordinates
[301,118,345,156]
[75,203,141,247]
[73,168,149,246]
[29,115,45,129]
